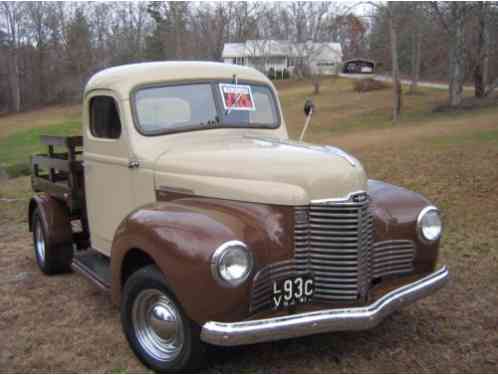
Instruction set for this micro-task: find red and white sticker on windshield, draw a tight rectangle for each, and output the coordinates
[219,83,255,111]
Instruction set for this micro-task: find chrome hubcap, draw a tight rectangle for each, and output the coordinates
[35,220,46,265]
[132,289,184,362]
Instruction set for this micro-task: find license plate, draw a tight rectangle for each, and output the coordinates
[272,275,314,310]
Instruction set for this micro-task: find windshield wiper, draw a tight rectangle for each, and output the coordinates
[206,116,220,127]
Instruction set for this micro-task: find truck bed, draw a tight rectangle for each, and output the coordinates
[31,135,85,212]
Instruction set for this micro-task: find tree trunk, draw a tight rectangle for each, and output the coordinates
[448,6,465,107]
[8,49,21,113]
[474,2,489,98]
[388,6,401,122]
[38,48,46,105]
[313,77,320,95]
[409,28,421,94]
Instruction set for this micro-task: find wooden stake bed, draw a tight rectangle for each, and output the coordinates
[31,135,85,213]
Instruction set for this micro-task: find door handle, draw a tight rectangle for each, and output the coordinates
[128,160,140,169]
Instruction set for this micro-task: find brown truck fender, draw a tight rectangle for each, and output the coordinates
[368,180,440,274]
[110,197,294,325]
[28,194,74,254]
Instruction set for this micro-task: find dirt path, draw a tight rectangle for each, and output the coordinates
[339,73,474,91]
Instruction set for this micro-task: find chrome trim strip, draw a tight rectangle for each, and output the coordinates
[311,191,368,204]
[201,266,449,346]
[157,185,195,195]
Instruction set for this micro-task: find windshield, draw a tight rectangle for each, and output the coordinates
[133,82,280,135]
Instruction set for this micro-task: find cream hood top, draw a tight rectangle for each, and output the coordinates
[152,134,368,206]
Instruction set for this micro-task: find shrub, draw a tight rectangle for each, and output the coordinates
[352,78,388,93]
[5,162,32,179]
[267,68,290,80]
[267,67,275,80]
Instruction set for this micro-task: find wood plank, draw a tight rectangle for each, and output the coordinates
[40,135,83,148]
[31,176,70,197]
[31,155,70,172]
[31,155,83,173]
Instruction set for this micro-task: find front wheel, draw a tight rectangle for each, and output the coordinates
[121,266,205,373]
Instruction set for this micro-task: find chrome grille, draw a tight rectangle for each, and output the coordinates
[371,240,415,278]
[249,193,415,314]
[307,196,374,302]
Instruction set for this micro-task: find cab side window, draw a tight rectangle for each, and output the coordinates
[90,96,122,139]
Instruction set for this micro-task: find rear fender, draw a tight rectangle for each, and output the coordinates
[28,194,73,252]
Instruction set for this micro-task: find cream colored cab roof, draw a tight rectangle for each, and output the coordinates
[84,61,273,99]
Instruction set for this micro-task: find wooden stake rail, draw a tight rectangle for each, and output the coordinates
[31,135,84,213]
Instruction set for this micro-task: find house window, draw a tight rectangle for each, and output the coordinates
[89,96,122,139]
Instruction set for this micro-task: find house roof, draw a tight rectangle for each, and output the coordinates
[245,40,291,57]
[222,43,246,58]
[222,40,342,61]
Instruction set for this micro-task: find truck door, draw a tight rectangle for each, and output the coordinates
[83,92,135,256]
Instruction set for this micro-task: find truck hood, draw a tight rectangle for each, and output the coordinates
[154,135,368,206]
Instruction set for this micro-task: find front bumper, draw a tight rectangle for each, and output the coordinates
[201,266,448,346]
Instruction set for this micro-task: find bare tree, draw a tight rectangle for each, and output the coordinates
[191,2,228,61]
[147,1,191,60]
[286,2,336,94]
[1,2,24,112]
[409,3,422,94]
[26,2,53,104]
[431,2,471,107]
[388,3,402,121]
[64,7,93,91]
[474,1,490,98]
[366,2,402,122]
[5,1,496,117]
[329,13,368,61]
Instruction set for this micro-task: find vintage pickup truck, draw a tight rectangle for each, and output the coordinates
[29,62,448,372]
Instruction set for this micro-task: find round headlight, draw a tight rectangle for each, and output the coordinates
[417,206,442,242]
[211,241,253,287]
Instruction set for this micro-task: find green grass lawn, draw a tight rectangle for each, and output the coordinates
[0,119,80,168]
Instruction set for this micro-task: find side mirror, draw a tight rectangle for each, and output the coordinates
[304,99,315,117]
[299,99,315,142]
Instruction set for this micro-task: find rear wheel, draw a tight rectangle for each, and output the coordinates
[121,265,205,372]
[31,208,72,275]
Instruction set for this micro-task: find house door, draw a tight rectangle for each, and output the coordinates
[83,92,135,256]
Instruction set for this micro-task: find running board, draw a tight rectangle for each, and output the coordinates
[72,249,111,292]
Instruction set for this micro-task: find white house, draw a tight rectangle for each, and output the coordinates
[222,40,343,76]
